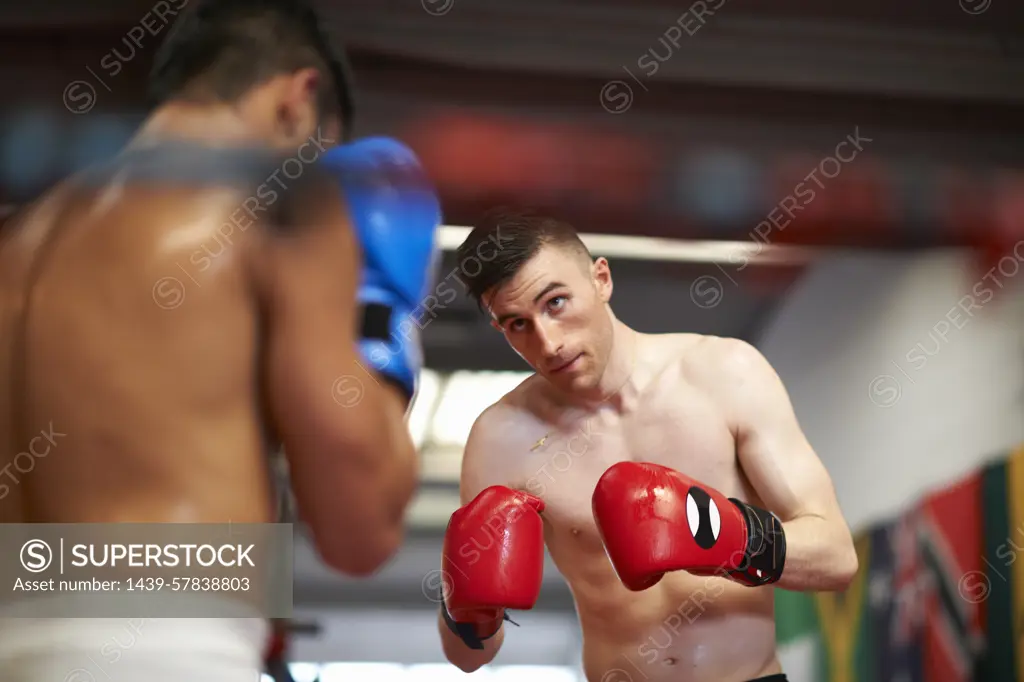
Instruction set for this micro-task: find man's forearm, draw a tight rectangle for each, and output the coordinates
[772,514,858,591]
[437,610,504,672]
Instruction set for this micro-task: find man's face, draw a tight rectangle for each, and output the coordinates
[485,245,614,393]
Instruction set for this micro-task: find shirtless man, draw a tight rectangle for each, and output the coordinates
[436,211,858,682]
[0,1,438,680]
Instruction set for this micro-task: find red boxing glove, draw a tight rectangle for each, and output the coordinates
[441,486,545,649]
[592,462,786,591]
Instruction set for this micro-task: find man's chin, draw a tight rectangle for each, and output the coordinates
[546,369,591,393]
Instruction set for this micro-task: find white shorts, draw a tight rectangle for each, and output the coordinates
[0,595,269,682]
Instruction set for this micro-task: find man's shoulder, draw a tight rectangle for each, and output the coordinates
[469,374,545,441]
[1,181,73,245]
[663,334,770,382]
[468,372,557,456]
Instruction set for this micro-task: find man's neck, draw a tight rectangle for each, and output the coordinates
[130,102,266,150]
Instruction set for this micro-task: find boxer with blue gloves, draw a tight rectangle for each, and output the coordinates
[320,137,443,405]
[0,1,436,679]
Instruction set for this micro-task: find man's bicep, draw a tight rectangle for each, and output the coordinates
[740,420,838,523]
[725,341,840,521]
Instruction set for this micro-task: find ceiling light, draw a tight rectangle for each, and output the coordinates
[408,369,443,449]
[428,370,532,445]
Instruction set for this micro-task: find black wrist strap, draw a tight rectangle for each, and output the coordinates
[360,303,392,341]
[358,303,413,405]
[439,586,518,650]
[728,498,787,586]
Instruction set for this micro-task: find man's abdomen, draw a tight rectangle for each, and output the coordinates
[578,573,780,682]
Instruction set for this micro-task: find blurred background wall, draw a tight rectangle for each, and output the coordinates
[760,250,1024,530]
[3,1,1024,680]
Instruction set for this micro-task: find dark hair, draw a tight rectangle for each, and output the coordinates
[149,0,355,137]
[456,208,592,309]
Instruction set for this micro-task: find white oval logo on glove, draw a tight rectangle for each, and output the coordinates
[686,487,721,550]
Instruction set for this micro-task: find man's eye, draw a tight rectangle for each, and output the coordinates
[508,319,527,332]
[548,296,567,311]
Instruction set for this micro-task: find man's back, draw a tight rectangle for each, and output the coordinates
[0,1,434,678]
[0,144,285,526]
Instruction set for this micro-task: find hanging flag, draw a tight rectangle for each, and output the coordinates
[815,533,872,682]
[863,512,926,682]
[775,588,826,682]
[979,446,1024,682]
[918,471,986,682]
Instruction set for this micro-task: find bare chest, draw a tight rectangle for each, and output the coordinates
[515,385,745,546]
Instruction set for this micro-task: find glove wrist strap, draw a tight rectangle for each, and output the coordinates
[360,303,392,342]
[439,587,517,650]
[358,303,415,404]
[727,498,786,586]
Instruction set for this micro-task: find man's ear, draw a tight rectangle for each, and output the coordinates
[279,68,321,141]
[592,257,613,302]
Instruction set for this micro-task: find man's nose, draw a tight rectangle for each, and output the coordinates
[535,319,563,357]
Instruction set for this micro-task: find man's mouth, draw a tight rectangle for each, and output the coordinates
[551,354,583,373]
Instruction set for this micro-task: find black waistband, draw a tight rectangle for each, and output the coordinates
[748,675,787,682]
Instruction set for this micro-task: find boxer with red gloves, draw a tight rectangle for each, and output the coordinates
[593,462,786,591]
[440,211,858,681]
[439,486,546,650]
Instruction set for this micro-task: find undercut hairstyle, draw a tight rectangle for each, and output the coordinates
[456,209,592,310]
[149,0,352,127]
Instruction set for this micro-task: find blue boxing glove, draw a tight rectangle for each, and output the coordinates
[320,137,442,404]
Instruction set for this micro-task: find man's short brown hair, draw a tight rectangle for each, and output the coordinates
[456,209,591,310]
